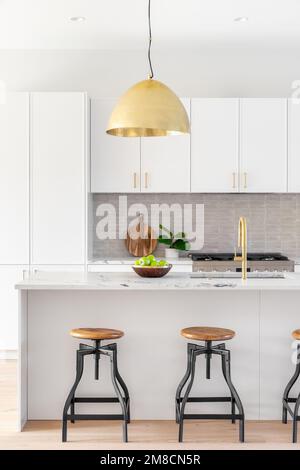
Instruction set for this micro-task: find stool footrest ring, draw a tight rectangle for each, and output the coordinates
[67,414,124,421]
[284,397,297,403]
[74,397,122,403]
[283,399,300,420]
[183,413,243,420]
[177,396,232,403]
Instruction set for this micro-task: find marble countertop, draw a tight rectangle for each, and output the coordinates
[15,271,300,291]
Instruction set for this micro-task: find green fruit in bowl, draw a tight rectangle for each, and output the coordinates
[158,260,168,266]
[137,257,151,266]
[134,255,170,268]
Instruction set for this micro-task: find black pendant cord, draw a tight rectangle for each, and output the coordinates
[148,0,154,79]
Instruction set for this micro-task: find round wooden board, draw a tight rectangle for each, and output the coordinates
[125,216,157,257]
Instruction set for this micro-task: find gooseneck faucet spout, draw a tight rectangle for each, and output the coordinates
[234,217,247,280]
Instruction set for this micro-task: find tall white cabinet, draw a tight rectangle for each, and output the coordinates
[240,99,287,193]
[30,93,87,265]
[0,92,88,353]
[191,99,239,192]
[0,93,30,351]
[0,93,29,264]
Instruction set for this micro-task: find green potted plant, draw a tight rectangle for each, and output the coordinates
[158,224,190,259]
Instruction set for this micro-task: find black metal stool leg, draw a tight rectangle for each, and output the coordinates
[175,343,197,423]
[62,349,86,442]
[94,339,101,380]
[282,344,300,424]
[221,350,245,442]
[227,353,235,424]
[70,399,75,424]
[109,344,128,442]
[113,346,131,424]
[220,349,235,424]
[293,392,300,443]
[205,341,212,379]
[178,349,196,442]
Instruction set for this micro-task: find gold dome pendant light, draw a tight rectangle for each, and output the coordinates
[106,0,190,137]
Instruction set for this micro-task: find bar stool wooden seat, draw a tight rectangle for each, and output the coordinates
[176,325,245,443]
[70,328,124,340]
[62,327,130,443]
[181,327,235,342]
[282,329,300,442]
[292,329,300,340]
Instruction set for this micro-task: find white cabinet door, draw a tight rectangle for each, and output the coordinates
[0,93,29,264]
[0,265,27,350]
[191,99,239,192]
[240,99,287,193]
[141,99,190,192]
[288,99,300,192]
[31,93,86,265]
[91,99,140,193]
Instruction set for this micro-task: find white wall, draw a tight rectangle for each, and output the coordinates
[0,47,300,97]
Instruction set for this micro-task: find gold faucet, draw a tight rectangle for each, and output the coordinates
[234,217,247,280]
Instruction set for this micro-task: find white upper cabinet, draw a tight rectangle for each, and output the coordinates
[141,99,191,192]
[240,99,287,193]
[288,99,300,192]
[90,97,290,194]
[0,93,29,264]
[91,99,140,193]
[191,99,239,192]
[31,93,86,265]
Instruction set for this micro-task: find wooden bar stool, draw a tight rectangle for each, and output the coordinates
[62,328,130,442]
[176,326,245,442]
[282,329,300,442]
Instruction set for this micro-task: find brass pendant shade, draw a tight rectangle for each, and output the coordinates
[106,78,190,137]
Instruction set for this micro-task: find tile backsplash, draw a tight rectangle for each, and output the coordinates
[90,193,300,260]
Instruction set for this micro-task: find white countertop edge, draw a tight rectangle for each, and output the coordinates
[15,272,300,291]
[14,284,300,291]
[88,258,192,265]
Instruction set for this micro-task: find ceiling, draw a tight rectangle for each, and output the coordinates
[1,0,300,49]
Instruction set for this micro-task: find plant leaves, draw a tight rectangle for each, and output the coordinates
[172,239,189,251]
[158,235,172,246]
[174,232,186,239]
[159,224,173,238]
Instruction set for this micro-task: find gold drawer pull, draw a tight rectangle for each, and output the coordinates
[145,172,149,189]
[244,172,247,189]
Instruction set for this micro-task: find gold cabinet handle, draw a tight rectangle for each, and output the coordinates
[133,172,137,189]
[232,172,236,189]
[145,172,149,189]
[243,172,247,189]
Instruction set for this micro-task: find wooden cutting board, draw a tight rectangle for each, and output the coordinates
[125,214,157,257]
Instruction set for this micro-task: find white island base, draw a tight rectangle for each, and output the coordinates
[16,272,300,431]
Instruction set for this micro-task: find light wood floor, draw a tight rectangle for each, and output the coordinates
[1,360,299,450]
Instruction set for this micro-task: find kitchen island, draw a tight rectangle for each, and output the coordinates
[16,271,300,431]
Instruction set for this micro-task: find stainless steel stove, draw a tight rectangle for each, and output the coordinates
[189,252,294,272]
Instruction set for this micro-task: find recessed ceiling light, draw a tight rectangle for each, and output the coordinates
[234,16,248,22]
[69,16,86,23]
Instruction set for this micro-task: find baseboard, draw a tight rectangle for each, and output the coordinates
[0,349,17,360]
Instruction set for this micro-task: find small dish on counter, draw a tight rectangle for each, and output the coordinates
[132,265,172,278]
